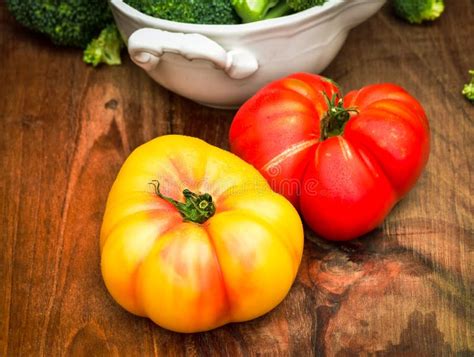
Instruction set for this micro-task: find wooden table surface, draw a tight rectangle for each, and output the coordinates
[1,1,473,356]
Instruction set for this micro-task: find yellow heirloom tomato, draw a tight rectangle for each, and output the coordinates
[100,135,304,333]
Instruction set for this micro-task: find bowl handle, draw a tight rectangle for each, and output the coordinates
[127,28,258,80]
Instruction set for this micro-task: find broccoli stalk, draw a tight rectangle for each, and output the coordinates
[83,24,124,67]
[265,1,292,20]
[231,0,281,23]
[462,70,474,103]
[392,0,445,24]
[232,0,326,23]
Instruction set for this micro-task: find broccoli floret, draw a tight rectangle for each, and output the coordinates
[125,0,240,25]
[286,0,327,12]
[392,0,445,24]
[6,0,113,48]
[83,24,124,67]
[462,70,474,103]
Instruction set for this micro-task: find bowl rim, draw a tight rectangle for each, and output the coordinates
[110,0,384,36]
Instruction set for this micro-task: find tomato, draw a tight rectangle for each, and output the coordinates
[229,73,430,241]
[100,135,304,332]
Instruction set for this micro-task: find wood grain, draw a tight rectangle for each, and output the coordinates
[1,1,473,356]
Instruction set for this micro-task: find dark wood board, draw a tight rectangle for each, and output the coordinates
[1,1,473,356]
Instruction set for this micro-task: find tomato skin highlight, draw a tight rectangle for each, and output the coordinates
[229,73,430,241]
[100,135,304,332]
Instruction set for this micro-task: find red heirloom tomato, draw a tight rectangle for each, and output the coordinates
[229,73,430,241]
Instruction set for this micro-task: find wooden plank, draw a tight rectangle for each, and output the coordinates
[0,1,472,355]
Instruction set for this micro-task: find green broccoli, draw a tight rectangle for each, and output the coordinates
[265,1,293,19]
[83,24,124,67]
[286,0,327,12]
[232,0,281,23]
[124,0,240,25]
[6,0,113,48]
[392,0,445,24]
[232,0,326,23]
[462,70,474,103]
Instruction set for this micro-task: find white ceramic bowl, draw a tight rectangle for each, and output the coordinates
[110,0,386,109]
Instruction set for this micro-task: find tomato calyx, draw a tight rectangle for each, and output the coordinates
[150,180,216,224]
[320,92,358,141]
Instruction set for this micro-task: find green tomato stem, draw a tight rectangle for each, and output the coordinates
[320,92,358,141]
[150,180,215,224]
